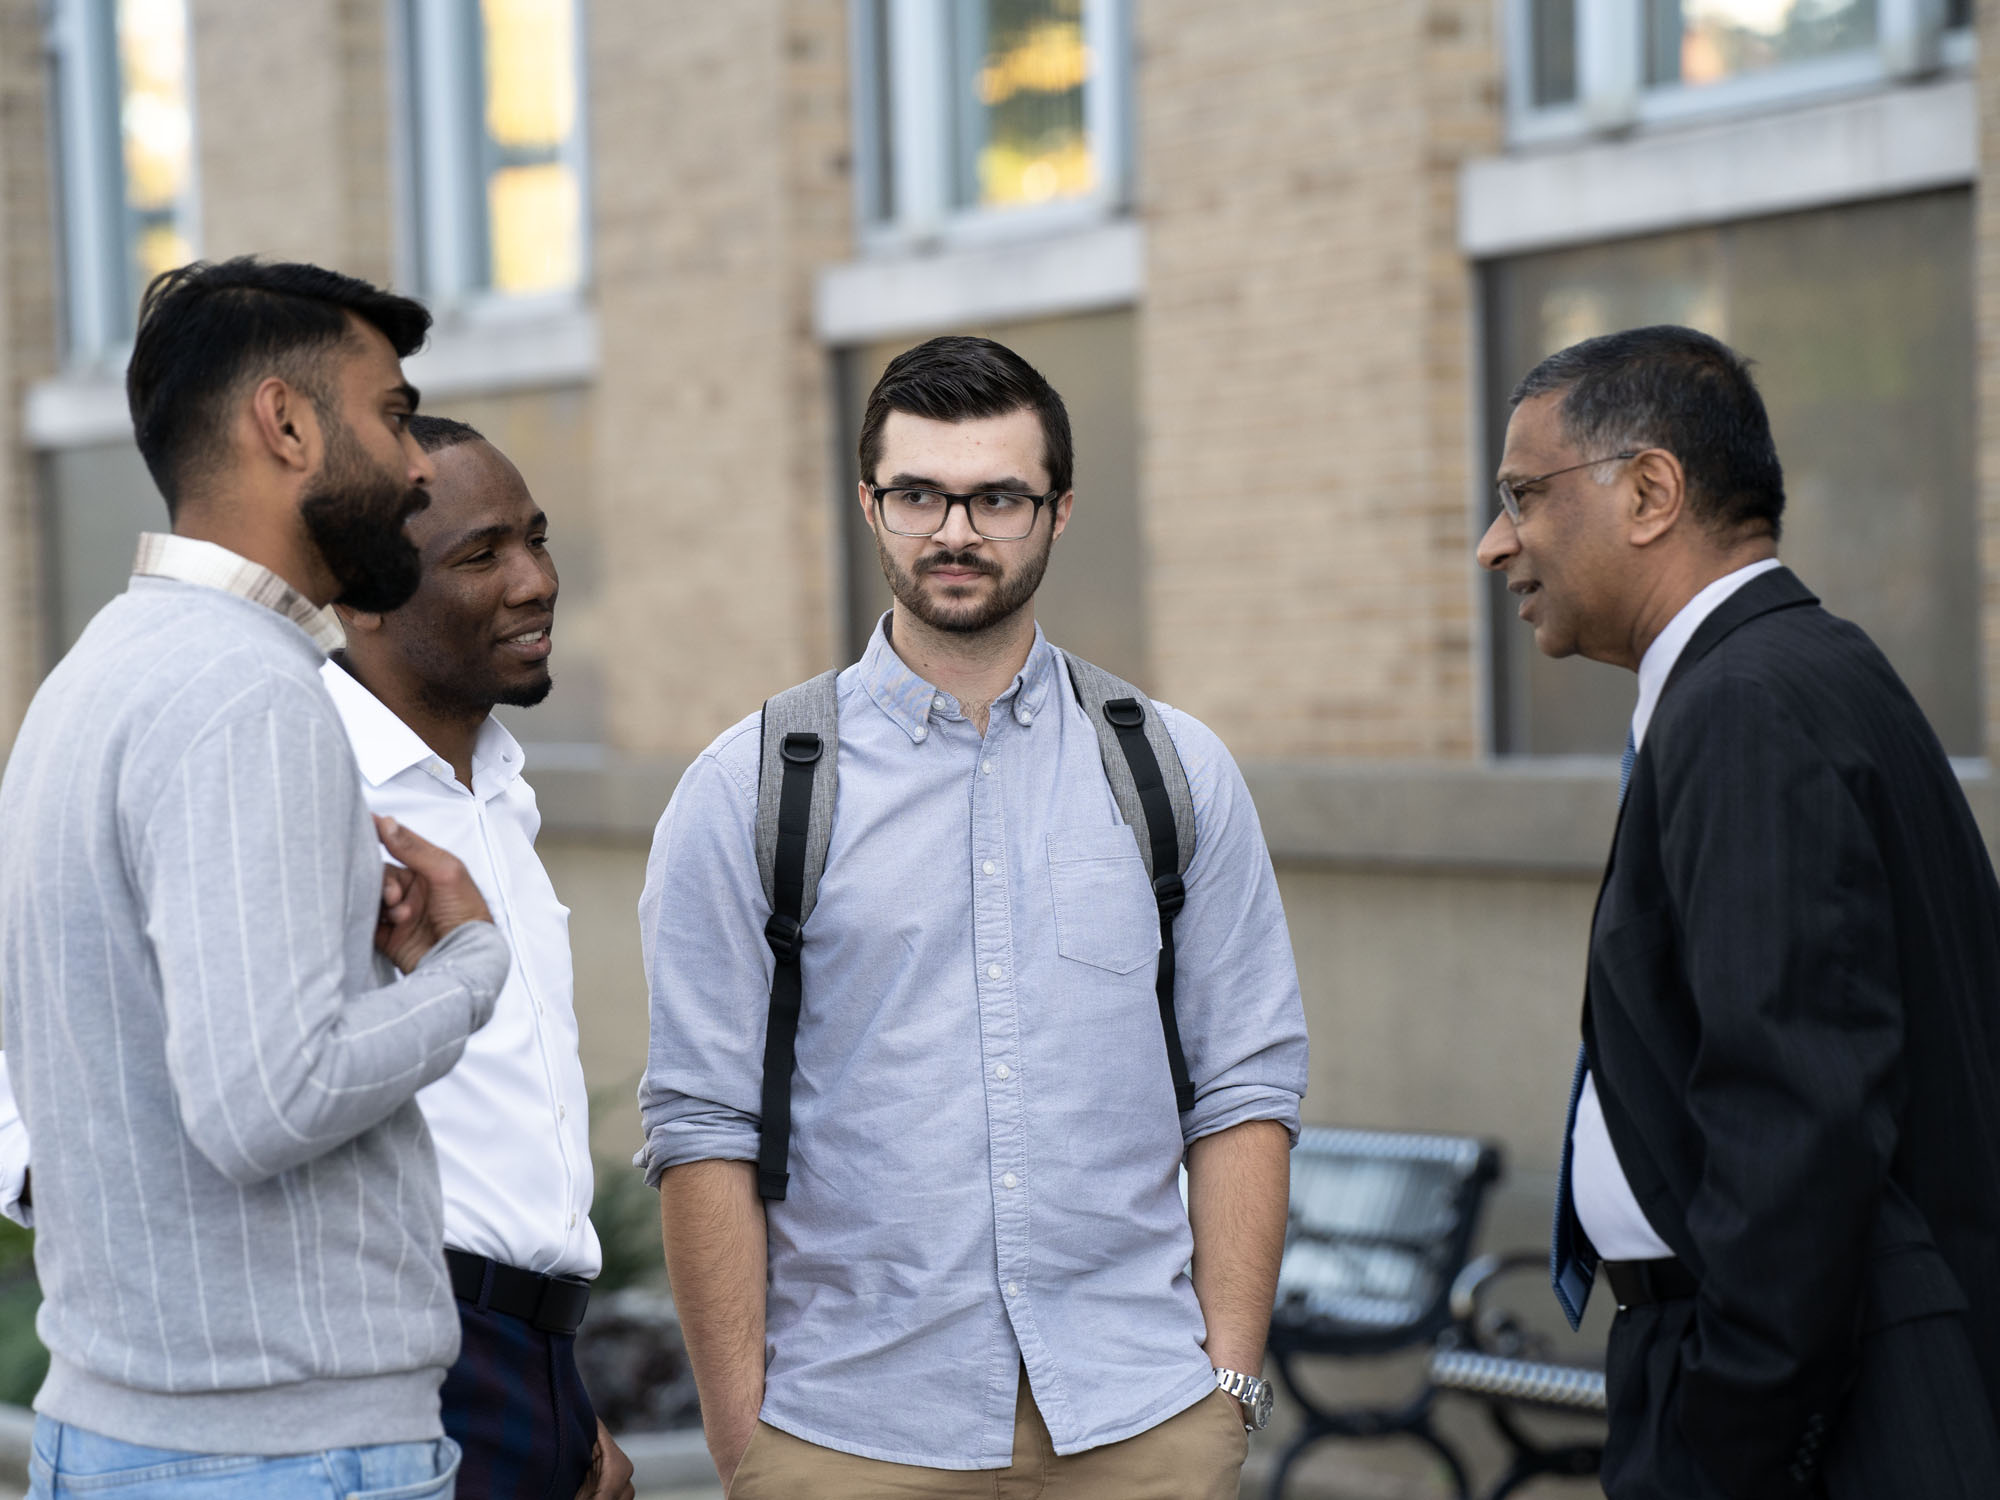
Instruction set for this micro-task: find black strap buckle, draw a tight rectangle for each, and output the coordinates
[764,912,804,963]
[1103,698,1144,730]
[781,732,823,765]
[1153,871,1186,917]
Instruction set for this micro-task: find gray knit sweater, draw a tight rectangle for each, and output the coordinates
[0,577,510,1453]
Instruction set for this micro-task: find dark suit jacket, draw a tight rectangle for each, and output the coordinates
[1579,567,2000,1497]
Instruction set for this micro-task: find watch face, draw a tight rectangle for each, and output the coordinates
[1250,1378,1275,1430]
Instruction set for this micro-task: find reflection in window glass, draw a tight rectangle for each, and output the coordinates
[952,0,1095,212]
[118,0,194,308]
[480,0,581,294]
[1483,193,1977,757]
[1530,0,1577,106]
[1645,0,1877,88]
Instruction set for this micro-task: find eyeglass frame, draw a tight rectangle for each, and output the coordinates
[867,483,1064,541]
[1494,452,1640,524]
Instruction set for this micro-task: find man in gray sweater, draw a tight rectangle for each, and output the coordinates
[0,259,511,1497]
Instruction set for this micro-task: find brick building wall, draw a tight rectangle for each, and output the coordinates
[0,6,56,742]
[588,0,849,759]
[1136,0,1499,761]
[190,0,394,277]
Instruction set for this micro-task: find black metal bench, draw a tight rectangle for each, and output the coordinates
[1425,1252,1606,1499]
[1264,1126,1503,1499]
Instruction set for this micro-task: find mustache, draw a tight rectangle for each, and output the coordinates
[917,550,1000,578]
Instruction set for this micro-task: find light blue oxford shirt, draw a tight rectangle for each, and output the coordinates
[637,620,1309,1469]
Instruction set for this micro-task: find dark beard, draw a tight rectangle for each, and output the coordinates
[876,532,1053,636]
[299,422,427,613]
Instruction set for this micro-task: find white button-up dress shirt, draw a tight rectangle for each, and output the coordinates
[320,663,600,1278]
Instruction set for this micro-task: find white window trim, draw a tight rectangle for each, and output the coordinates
[1505,0,1974,147]
[1462,74,1976,259]
[46,0,203,369]
[394,0,593,315]
[815,219,1140,347]
[852,0,1132,257]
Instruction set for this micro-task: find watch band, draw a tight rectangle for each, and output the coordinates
[1213,1366,1273,1431]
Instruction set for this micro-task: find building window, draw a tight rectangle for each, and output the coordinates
[402,0,587,307]
[47,0,198,363]
[1482,190,1978,758]
[1511,0,1973,141]
[853,0,1130,248]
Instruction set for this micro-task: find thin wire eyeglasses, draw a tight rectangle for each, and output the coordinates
[1494,452,1639,524]
[869,484,1060,541]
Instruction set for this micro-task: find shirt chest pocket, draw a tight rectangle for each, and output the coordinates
[1046,826,1161,975]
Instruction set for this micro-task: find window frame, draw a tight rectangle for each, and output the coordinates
[396,0,593,316]
[45,0,202,368]
[850,0,1133,255]
[1505,0,1976,147]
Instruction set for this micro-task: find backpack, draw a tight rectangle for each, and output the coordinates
[750,650,1197,1201]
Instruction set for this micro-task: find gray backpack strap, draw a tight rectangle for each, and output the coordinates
[752,668,839,1200]
[756,670,840,924]
[1061,650,1198,1111]
[1061,652,1195,879]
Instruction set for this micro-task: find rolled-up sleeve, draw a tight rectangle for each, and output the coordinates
[636,727,771,1185]
[1160,706,1310,1147]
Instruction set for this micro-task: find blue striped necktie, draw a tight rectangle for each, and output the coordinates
[1551,724,1638,1328]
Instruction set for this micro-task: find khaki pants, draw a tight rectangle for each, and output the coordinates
[730,1376,1248,1500]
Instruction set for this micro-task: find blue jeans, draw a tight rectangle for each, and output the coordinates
[28,1418,459,1499]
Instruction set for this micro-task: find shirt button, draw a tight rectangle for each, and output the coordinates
[912,725,927,742]
[982,860,996,876]
[1019,709,1034,726]
[933,695,948,711]
[981,761,993,775]
[569,1212,577,1228]
[1002,1171,1019,1189]
[986,963,1002,980]
[995,1062,1011,1080]
[1005,1281,1020,1297]
[559,1105,566,1120]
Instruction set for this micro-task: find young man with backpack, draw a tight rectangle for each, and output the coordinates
[638,336,1310,1497]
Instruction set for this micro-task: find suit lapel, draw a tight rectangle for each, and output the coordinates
[1584,571,1817,1075]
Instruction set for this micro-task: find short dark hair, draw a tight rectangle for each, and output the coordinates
[858,335,1073,495]
[127,257,432,515]
[1511,325,1785,539]
[406,414,485,455]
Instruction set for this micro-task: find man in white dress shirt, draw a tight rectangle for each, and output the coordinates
[0,414,636,1500]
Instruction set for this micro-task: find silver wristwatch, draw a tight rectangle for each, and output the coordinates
[1214,1366,1274,1431]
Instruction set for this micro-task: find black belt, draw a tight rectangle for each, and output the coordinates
[444,1248,592,1335]
[1604,1256,1698,1309]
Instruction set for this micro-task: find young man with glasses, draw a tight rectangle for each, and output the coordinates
[1479,324,2000,1498]
[639,336,1309,1498]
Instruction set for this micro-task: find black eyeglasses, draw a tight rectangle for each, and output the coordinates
[869,485,1060,541]
[1494,452,1639,524]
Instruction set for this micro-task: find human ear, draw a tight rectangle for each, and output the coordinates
[1048,490,1074,543]
[1627,450,1685,547]
[249,377,318,473]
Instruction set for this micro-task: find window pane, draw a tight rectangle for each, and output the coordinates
[117,0,193,309]
[1530,0,1577,107]
[1645,0,1878,88]
[480,0,581,294]
[1483,192,1978,757]
[952,0,1096,212]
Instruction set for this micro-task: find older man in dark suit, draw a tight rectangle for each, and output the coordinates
[1477,324,2000,1500]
